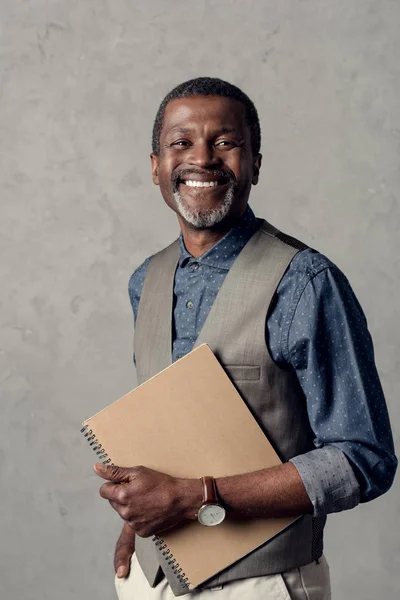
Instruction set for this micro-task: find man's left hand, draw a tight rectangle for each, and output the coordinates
[94,463,202,537]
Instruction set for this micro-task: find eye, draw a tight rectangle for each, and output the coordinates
[215,140,236,148]
[171,140,191,148]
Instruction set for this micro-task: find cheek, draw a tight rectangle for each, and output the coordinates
[157,166,177,205]
[238,162,255,187]
[157,157,175,186]
[158,171,173,194]
[227,153,251,184]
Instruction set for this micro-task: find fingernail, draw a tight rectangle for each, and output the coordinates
[117,567,126,578]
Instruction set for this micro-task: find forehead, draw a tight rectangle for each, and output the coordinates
[161,95,248,135]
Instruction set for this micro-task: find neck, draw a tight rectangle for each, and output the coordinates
[177,209,247,258]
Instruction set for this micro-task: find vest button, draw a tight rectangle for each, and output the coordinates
[186,300,194,309]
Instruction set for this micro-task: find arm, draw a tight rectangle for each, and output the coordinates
[95,460,312,540]
[215,462,313,517]
[271,250,397,515]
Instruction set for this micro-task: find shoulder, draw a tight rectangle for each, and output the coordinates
[128,237,180,304]
[272,247,368,364]
[270,246,337,325]
[128,255,153,313]
[288,246,337,277]
[275,246,363,323]
[282,247,350,295]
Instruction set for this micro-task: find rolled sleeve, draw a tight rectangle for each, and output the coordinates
[290,446,360,517]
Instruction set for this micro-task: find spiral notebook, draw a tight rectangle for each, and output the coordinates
[81,343,297,590]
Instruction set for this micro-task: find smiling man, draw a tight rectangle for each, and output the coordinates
[94,77,396,599]
[155,93,258,234]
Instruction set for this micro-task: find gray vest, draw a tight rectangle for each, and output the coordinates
[133,219,325,596]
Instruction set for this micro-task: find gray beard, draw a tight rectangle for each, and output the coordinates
[173,185,235,229]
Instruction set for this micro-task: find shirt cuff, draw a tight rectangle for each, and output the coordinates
[290,446,360,517]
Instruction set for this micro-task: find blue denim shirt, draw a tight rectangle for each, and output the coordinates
[129,205,397,516]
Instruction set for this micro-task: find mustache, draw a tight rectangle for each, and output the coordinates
[172,168,236,188]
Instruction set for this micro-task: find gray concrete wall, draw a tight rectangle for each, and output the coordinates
[1,1,398,598]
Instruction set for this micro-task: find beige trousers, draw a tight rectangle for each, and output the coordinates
[115,553,331,600]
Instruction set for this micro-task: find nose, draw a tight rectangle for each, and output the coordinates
[186,140,222,168]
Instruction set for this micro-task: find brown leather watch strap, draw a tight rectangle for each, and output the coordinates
[201,476,218,504]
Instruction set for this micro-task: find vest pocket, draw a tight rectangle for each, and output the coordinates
[223,365,261,381]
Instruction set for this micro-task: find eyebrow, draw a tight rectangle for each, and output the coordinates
[167,126,192,135]
[166,125,241,136]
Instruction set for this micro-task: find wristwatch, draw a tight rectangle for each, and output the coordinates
[196,476,226,526]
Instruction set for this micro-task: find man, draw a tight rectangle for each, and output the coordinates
[94,77,397,599]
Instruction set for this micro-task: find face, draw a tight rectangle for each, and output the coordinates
[151,95,262,229]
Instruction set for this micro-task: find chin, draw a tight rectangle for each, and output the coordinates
[173,188,235,229]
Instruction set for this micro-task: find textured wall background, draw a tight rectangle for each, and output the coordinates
[1,1,399,598]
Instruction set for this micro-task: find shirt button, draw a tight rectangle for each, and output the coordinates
[186,300,194,310]
[189,262,201,272]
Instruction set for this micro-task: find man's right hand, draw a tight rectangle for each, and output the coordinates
[114,522,136,579]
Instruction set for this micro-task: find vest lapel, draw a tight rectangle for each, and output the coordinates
[194,220,266,356]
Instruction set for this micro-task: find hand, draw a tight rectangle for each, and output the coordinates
[114,522,136,579]
[94,463,202,537]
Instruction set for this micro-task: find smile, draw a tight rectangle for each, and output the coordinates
[182,180,221,188]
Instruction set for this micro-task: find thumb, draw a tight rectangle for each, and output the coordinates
[94,463,130,483]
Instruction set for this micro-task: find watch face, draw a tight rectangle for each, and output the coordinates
[198,504,226,526]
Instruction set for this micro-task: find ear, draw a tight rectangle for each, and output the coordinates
[252,153,262,185]
[150,153,160,185]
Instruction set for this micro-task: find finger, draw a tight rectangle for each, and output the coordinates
[116,562,130,579]
[109,500,129,519]
[115,546,134,578]
[94,463,130,483]
[99,482,127,503]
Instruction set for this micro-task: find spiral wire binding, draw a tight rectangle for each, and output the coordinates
[80,424,113,465]
[152,535,193,590]
[81,424,191,589]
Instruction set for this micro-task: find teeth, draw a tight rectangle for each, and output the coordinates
[183,180,219,188]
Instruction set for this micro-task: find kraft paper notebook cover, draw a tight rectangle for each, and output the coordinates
[81,343,297,590]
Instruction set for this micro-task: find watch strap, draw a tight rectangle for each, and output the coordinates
[201,476,218,505]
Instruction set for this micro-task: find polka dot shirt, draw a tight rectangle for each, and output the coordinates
[129,205,397,515]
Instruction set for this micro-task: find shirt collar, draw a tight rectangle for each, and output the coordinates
[178,204,261,270]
